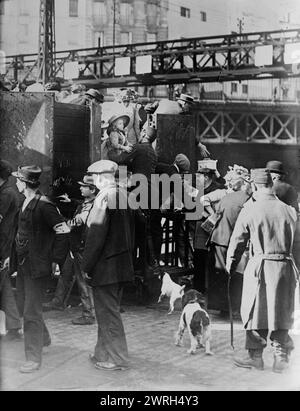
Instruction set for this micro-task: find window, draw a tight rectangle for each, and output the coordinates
[68,25,79,46]
[120,32,132,45]
[147,1,159,27]
[69,0,78,17]
[93,0,107,24]
[19,24,29,43]
[146,33,157,43]
[95,31,105,47]
[180,7,190,18]
[0,0,6,15]
[231,82,238,93]
[19,1,30,15]
[120,1,134,26]
[200,11,207,22]
[242,84,248,94]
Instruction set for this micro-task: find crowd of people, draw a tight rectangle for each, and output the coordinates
[0,86,300,376]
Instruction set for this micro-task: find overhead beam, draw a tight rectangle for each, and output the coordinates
[4,28,300,87]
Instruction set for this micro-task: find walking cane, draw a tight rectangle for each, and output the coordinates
[227,273,235,350]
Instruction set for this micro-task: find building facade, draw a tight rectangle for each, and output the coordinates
[0,0,168,55]
[0,0,299,100]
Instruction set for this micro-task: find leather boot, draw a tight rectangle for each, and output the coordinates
[272,342,289,373]
[234,349,264,370]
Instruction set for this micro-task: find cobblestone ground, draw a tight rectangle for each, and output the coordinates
[1,303,300,391]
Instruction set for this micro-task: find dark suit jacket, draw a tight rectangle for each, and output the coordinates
[0,180,22,261]
[210,191,250,247]
[82,185,135,287]
[117,143,158,182]
[272,180,299,211]
[155,163,178,176]
[11,192,69,278]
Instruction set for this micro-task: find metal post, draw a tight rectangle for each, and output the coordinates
[113,0,116,50]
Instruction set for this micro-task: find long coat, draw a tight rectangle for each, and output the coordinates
[81,184,135,287]
[226,193,299,331]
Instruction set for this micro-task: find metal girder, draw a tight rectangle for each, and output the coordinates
[37,0,56,85]
[196,101,299,144]
[4,28,300,87]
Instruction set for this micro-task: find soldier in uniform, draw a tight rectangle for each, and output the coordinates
[11,166,70,373]
[226,168,299,373]
[82,160,135,371]
[0,160,22,341]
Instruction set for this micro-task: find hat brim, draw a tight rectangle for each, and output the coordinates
[12,172,40,185]
[197,168,215,174]
[78,181,96,188]
[109,115,130,128]
[267,168,286,175]
[177,98,194,104]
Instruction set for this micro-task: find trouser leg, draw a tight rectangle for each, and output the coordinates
[93,283,129,367]
[174,218,189,266]
[135,213,147,271]
[1,274,21,331]
[73,253,94,319]
[150,211,163,262]
[53,253,74,305]
[245,330,268,350]
[17,260,49,364]
[193,249,207,293]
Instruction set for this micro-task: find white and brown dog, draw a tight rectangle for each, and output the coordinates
[175,289,213,355]
[158,272,185,314]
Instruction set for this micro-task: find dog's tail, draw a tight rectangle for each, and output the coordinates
[190,310,210,337]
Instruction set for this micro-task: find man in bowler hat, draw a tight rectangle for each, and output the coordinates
[82,160,135,371]
[11,166,70,373]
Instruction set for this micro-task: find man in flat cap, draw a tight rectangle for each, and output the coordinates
[11,166,70,373]
[44,176,98,325]
[82,160,135,371]
[266,160,299,212]
[226,168,299,373]
[0,160,22,341]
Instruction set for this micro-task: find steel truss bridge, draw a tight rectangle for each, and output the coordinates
[194,100,300,145]
[4,28,300,88]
